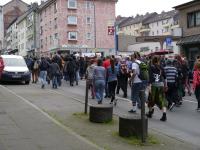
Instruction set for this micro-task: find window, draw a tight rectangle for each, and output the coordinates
[86,1,92,9]
[187,11,200,28]
[50,35,52,44]
[68,0,77,9]
[87,16,91,24]
[87,33,91,40]
[40,26,43,35]
[54,2,57,13]
[68,32,77,40]
[68,16,77,25]
[54,18,57,29]
[41,39,43,48]
[54,33,58,39]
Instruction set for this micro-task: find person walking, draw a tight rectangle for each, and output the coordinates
[193,62,200,111]
[116,63,130,98]
[50,59,60,89]
[32,57,40,83]
[93,59,106,104]
[86,59,96,99]
[39,57,49,89]
[128,53,143,113]
[146,56,167,122]
[107,58,118,105]
[164,60,178,110]
[67,57,76,86]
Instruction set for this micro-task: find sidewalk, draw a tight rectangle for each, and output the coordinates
[0,85,101,150]
[1,84,199,150]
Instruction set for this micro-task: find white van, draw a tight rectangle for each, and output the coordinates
[0,55,31,84]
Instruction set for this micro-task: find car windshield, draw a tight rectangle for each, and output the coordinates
[3,58,27,67]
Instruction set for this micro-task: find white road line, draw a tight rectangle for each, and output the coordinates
[0,85,104,150]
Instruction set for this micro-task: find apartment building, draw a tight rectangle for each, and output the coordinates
[0,0,29,52]
[174,0,200,67]
[16,3,40,56]
[39,0,117,56]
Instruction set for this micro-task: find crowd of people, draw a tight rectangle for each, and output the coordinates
[24,52,200,122]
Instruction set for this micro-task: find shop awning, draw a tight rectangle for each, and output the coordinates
[177,34,200,45]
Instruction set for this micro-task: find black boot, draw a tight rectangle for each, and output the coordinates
[160,113,167,121]
[146,109,154,118]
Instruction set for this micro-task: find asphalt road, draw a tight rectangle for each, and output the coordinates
[1,80,200,148]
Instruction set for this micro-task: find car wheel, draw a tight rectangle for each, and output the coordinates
[25,81,30,85]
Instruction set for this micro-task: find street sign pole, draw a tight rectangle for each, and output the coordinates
[84,80,89,114]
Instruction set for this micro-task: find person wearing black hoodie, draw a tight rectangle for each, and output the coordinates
[39,57,49,89]
[67,57,76,86]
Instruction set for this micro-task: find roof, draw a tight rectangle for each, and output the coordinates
[16,3,38,24]
[174,0,200,10]
[143,10,179,24]
[7,17,18,29]
[119,12,157,28]
[38,0,56,12]
[177,34,200,45]
[3,0,29,7]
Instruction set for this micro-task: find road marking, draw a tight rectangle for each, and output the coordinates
[0,85,104,150]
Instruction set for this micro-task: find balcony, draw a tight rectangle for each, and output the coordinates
[163,31,172,36]
[162,23,170,28]
[170,24,180,29]
[139,26,150,33]
[26,30,34,39]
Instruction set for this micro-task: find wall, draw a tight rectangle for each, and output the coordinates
[128,41,180,55]
[178,2,200,36]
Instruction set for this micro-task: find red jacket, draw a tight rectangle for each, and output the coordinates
[193,70,200,90]
[103,59,110,69]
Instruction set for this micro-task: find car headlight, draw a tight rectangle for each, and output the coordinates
[2,70,9,74]
[24,71,30,74]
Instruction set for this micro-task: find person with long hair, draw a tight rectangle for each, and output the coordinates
[107,58,118,105]
[193,62,200,111]
[147,56,167,121]
[93,59,106,104]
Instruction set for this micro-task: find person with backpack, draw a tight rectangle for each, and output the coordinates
[193,62,200,111]
[86,59,96,99]
[39,57,49,89]
[32,57,40,83]
[128,53,144,113]
[146,56,167,122]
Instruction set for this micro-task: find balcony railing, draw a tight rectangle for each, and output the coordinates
[140,26,150,33]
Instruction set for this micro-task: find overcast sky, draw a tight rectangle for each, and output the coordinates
[0,0,191,17]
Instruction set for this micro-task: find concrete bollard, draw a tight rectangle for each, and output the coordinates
[89,104,113,123]
[119,115,148,138]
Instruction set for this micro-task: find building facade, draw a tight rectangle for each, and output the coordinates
[16,3,39,57]
[0,6,3,51]
[117,10,182,55]
[175,0,200,67]
[39,0,116,56]
[0,0,29,52]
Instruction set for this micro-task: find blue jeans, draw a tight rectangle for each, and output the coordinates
[95,80,105,102]
[75,70,80,84]
[52,75,58,88]
[40,71,47,86]
[131,82,143,107]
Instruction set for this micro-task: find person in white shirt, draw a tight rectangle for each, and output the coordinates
[129,53,143,113]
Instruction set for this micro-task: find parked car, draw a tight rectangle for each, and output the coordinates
[0,55,31,84]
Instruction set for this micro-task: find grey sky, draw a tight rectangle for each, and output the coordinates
[0,0,191,17]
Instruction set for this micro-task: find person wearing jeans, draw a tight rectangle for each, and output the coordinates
[39,57,49,89]
[93,59,106,104]
[107,58,118,105]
